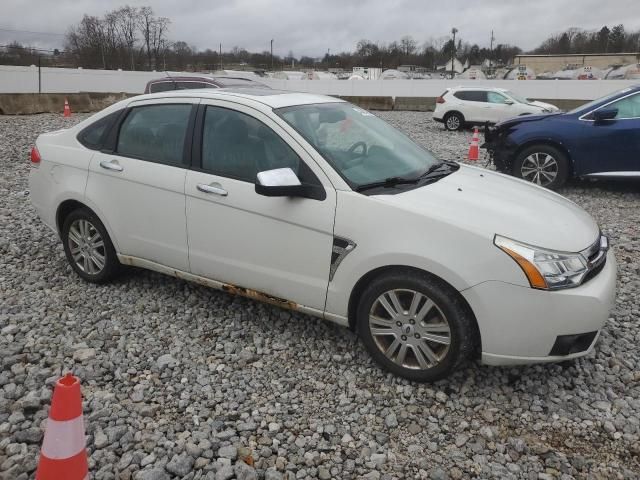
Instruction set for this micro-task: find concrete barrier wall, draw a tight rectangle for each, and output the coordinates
[0,92,134,115]
[1,65,638,100]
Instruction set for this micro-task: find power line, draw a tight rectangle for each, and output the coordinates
[0,27,66,37]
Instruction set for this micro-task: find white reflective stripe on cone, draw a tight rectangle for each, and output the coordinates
[41,416,86,460]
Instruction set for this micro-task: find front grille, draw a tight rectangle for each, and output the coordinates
[580,235,608,286]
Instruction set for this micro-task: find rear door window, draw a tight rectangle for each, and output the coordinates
[454,90,487,102]
[116,104,193,166]
[149,81,176,93]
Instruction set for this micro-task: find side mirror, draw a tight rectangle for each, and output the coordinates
[593,108,618,124]
[504,99,514,105]
[255,167,325,200]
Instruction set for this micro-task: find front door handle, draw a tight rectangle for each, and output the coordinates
[197,182,228,196]
[99,159,124,172]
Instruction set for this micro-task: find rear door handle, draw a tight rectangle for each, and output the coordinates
[197,182,228,196]
[99,159,124,172]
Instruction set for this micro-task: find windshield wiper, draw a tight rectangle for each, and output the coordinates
[418,161,459,179]
[356,162,459,193]
[355,176,420,192]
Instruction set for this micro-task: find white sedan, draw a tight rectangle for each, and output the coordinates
[434,86,560,130]
[29,89,615,381]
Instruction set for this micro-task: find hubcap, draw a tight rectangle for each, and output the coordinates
[368,289,451,370]
[521,152,558,186]
[67,219,105,275]
[446,116,460,130]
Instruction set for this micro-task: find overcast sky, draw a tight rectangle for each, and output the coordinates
[2,0,640,56]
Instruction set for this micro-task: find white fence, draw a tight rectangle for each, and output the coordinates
[1,65,638,100]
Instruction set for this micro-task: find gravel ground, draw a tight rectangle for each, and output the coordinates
[1,111,639,480]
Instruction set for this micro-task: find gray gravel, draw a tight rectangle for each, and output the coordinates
[1,111,639,479]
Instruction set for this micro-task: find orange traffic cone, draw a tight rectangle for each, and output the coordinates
[63,98,71,118]
[468,127,480,161]
[36,374,88,480]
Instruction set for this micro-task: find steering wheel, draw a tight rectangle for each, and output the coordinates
[343,141,368,168]
[347,141,368,158]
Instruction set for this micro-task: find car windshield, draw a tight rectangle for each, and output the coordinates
[504,90,530,104]
[275,102,440,188]
[567,88,633,114]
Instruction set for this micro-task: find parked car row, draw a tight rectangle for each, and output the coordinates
[436,85,640,190]
[30,87,615,382]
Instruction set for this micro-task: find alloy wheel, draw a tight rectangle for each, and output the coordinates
[67,219,106,275]
[520,152,558,186]
[446,115,460,130]
[368,289,451,370]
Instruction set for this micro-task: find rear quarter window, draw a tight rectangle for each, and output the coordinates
[77,111,122,150]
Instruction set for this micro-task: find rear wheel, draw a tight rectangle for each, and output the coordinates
[62,208,120,283]
[356,270,477,382]
[513,144,569,190]
[444,112,464,131]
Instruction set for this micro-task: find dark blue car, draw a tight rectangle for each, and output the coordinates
[483,85,640,189]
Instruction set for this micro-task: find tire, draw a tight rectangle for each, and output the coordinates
[512,144,569,190]
[356,270,477,382]
[61,208,120,283]
[444,112,464,131]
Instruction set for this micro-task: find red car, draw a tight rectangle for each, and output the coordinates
[144,75,269,94]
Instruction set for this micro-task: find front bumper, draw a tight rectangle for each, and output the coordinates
[462,249,617,366]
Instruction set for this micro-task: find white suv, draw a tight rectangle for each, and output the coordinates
[434,86,560,130]
[29,89,614,382]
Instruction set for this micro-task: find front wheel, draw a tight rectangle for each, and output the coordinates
[356,270,477,382]
[512,145,569,190]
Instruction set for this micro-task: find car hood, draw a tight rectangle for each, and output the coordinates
[378,165,599,253]
[528,100,559,111]
[494,111,563,129]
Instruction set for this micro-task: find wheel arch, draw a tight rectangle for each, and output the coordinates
[346,265,481,354]
[444,110,465,121]
[513,139,574,177]
[55,198,121,252]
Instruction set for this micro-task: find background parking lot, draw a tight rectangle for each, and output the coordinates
[1,112,639,479]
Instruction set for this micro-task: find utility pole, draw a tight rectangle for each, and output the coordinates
[489,30,495,71]
[270,39,274,72]
[451,28,458,78]
[38,54,41,94]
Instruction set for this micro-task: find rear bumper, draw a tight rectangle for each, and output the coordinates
[462,250,617,366]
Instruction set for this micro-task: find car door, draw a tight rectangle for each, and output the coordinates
[580,92,640,175]
[87,98,198,271]
[485,91,515,123]
[454,90,487,123]
[184,101,337,312]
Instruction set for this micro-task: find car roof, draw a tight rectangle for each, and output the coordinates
[133,88,346,109]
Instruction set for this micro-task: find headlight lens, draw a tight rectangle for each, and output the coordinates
[494,235,589,290]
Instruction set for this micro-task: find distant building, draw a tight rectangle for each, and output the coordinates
[514,53,640,73]
[436,58,464,74]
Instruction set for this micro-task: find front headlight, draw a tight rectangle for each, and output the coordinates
[494,235,590,290]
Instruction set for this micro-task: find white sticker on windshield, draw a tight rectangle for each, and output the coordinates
[352,106,374,116]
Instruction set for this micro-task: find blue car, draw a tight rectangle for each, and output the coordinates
[483,85,640,189]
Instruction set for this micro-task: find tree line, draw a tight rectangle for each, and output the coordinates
[1,8,639,72]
